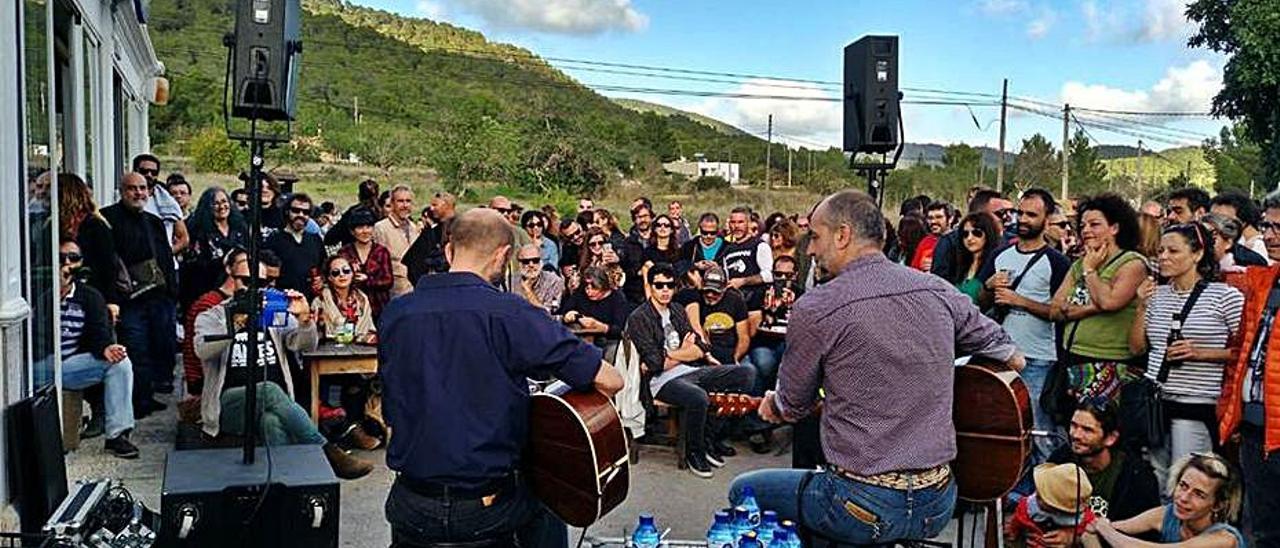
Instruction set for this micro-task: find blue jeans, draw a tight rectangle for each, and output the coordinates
[219,382,326,446]
[117,295,177,403]
[730,468,957,545]
[747,341,786,395]
[1021,358,1060,463]
[385,477,566,547]
[61,353,136,439]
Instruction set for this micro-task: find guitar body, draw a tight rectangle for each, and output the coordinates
[526,385,630,527]
[953,359,1033,502]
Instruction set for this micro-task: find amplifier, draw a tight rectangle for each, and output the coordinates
[159,445,339,547]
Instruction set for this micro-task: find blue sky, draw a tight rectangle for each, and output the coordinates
[351,0,1226,152]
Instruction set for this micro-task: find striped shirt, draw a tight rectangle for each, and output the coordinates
[1143,282,1243,403]
[60,286,85,360]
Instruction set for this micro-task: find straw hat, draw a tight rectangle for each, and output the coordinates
[1033,463,1093,514]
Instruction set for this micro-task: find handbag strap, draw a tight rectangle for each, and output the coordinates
[1065,251,1131,354]
[1156,280,1209,384]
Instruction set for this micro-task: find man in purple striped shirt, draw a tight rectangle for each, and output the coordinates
[730,190,1024,545]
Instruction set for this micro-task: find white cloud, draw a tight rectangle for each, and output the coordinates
[1081,0,1195,43]
[442,0,648,35]
[683,79,843,149]
[1060,60,1220,112]
[416,0,447,20]
[978,0,1027,15]
[1025,7,1056,39]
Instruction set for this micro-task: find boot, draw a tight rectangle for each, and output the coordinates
[344,423,382,451]
[323,443,373,480]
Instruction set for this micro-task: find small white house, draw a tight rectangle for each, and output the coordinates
[663,155,742,186]
[0,0,162,504]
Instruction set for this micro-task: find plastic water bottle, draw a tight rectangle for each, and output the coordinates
[780,520,802,548]
[732,506,754,542]
[757,510,779,545]
[632,514,660,548]
[738,486,762,527]
[769,528,790,548]
[706,510,734,548]
[738,530,764,548]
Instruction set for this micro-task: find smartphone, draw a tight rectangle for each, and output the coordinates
[602,243,613,254]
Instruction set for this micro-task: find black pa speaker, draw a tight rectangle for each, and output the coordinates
[229,0,302,121]
[160,446,338,547]
[843,35,900,154]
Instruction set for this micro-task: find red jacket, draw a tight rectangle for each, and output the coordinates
[1219,265,1280,455]
[1007,496,1095,548]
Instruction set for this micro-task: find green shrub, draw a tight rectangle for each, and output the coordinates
[693,175,730,192]
[188,128,247,174]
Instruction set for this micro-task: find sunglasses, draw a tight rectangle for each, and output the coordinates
[655,222,672,229]
[772,271,795,279]
[60,252,83,264]
[518,258,541,265]
[494,207,513,214]
[1259,221,1280,233]
[651,281,677,290]
[963,228,986,238]
[136,168,159,177]
[525,222,544,229]
[588,240,605,247]
[1050,221,1072,229]
[700,230,718,237]
[701,288,724,295]
[290,206,312,216]
[329,267,353,277]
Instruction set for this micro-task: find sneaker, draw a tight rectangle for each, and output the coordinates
[685,453,714,479]
[704,450,725,468]
[323,443,374,480]
[81,414,105,440]
[105,432,140,459]
[749,431,774,454]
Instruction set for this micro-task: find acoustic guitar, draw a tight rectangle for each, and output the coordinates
[526,382,631,527]
[707,357,1032,503]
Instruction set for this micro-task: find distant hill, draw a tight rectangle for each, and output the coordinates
[612,98,748,137]
[1101,146,1214,188]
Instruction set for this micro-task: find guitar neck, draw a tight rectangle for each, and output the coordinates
[706,392,763,418]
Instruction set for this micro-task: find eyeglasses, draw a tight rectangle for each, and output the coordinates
[963,228,986,238]
[1259,221,1280,234]
[136,168,159,177]
[59,252,83,264]
[1050,221,1072,229]
[651,281,677,290]
[289,206,312,216]
[329,267,353,277]
[518,258,541,265]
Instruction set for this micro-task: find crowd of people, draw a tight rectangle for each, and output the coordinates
[50,151,1280,547]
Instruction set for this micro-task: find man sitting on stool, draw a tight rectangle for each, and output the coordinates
[735,190,1024,545]
[194,255,373,480]
[379,208,623,547]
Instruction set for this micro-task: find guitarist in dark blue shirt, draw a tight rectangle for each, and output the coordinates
[379,208,623,547]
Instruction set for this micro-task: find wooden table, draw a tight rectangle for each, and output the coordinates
[299,342,379,424]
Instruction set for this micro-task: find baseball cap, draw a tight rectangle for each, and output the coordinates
[702,266,728,293]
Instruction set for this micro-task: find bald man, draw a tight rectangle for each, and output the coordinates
[379,208,622,546]
[487,195,531,292]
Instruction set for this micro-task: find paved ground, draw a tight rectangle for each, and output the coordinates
[66,392,988,546]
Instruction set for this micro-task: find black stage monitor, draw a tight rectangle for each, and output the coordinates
[843,35,900,154]
[230,0,302,121]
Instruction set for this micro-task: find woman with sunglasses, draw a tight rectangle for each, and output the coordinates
[181,187,247,312]
[644,214,684,269]
[310,255,383,451]
[950,212,1002,305]
[521,210,559,269]
[1129,223,1242,486]
[1085,453,1244,548]
[337,209,393,319]
[1051,194,1147,410]
[578,227,626,291]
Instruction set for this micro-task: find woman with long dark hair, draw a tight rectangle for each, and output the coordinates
[896,215,928,266]
[59,173,122,309]
[644,214,684,266]
[181,187,247,310]
[337,209,393,319]
[1051,193,1148,406]
[1128,223,1241,485]
[951,212,1002,304]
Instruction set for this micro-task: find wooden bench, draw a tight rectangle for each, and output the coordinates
[632,400,686,469]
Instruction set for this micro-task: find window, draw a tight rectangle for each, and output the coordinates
[22,0,55,392]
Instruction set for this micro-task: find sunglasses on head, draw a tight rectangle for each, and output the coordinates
[60,252,83,264]
[518,258,541,265]
[329,267,353,277]
[651,281,677,290]
[290,206,312,216]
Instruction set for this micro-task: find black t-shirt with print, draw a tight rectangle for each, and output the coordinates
[698,290,748,364]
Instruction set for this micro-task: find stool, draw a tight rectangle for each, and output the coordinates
[60,390,84,451]
[652,401,686,469]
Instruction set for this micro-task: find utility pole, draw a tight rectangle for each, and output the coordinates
[765,114,773,190]
[1136,140,1144,191]
[1061,103,1070,201]
[354,96,360,125]
[809,150,815,185]
[997,78,1008,192]
[787,147,793,187]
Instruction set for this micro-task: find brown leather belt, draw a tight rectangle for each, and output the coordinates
[828,464,951,490]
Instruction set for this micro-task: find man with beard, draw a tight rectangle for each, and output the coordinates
[910,201,953,271]
[379,208,622,546]
[403,192,457,284]
[932,190,1009,281]
[981,188,1071,464]
[1043,402,1159,530]
[721,207,773,313]
[133,154,189,255]
[373,185,422,297]
[621,204,655,305]
[264,193,326,299]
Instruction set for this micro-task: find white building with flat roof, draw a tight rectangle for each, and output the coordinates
[663,156,742,186]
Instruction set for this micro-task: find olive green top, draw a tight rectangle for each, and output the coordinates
[1065,250,1146,360]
